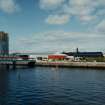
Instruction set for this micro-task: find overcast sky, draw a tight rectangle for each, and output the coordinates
[0,0,105,53]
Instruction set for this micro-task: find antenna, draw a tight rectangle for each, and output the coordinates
[76,48,79,53]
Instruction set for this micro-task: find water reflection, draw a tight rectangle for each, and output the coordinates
[0,66,9,105]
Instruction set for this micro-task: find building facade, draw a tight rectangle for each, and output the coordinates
[48,54,67,61]
[0,31,9,55]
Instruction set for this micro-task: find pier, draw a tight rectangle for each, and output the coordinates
[0,56,36,69]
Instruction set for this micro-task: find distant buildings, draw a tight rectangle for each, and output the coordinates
[0,31,9,55]
[62,48,103,58]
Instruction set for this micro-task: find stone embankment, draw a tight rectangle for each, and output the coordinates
[35,61,105,69]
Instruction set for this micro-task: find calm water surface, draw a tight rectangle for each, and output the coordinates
[0,67,105,105]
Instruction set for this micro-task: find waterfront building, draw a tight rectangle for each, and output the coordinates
[63,52,103,58]
[63,48,103,58]
[48,54,67,61]
[0,31,9,55]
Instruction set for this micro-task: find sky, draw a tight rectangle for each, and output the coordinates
[0,0,105,53]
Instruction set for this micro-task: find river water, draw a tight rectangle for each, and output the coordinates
[0,67,105,105]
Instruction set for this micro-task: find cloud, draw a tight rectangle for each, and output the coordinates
[46,14,70,24]
[0,0,19,13]
[95,20,105,33]
[62,0,105,23]
[13,31,105,52]
[39,0,105,25]
[39,0,64,10]
[79,15,97,22]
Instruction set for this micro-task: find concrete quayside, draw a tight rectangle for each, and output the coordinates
[35,61,105,69]
[1,59,105,69]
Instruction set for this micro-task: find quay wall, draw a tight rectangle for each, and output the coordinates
[35,61,105,69]
[1,60,105,69]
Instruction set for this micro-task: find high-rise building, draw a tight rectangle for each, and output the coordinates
[0,31,9,55]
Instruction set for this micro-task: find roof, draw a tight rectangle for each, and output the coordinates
[63,52,103,57]
[53,54,67,56]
